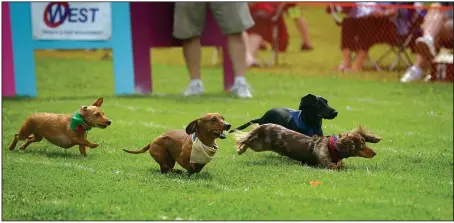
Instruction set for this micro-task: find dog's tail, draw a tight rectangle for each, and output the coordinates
[231,124,260,147]
[123,144,150,154]
[228,118,261,133]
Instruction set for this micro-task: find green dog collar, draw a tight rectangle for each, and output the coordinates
[70,111,92,132]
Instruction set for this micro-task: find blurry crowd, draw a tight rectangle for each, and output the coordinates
[76,2,453,98]
[245,2,453,83]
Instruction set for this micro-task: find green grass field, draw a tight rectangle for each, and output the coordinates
[2,6,453,220]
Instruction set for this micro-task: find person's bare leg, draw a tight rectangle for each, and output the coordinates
[227,33,247,77]
[243,32,256,67]
[243,31,251,57]
[246,33,263,67]
[183,36,202,80]
[422,3,445,37]
[414,54,429,70]
[416,3,446,59]
[182,36,205,96]
[352,50,367,71]
[294,16,313,49]
[226,32,253,98]
[341,48,352,70]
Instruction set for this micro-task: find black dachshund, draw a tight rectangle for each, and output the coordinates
[229,94,338,136]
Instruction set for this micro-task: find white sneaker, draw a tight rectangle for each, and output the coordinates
[415,36,436,59]
[400,66,423,83]
[229,82,253,99]
[183,81,204,96]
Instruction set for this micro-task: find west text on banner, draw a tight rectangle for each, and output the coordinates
[31,2,111,40]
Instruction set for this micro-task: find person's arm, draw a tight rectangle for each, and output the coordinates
[369,2,398,18]
[370,8,397,18]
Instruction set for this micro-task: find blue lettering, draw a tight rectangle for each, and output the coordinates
[89,8,99,23]
[68,8,77,22]
[79,8,88,22]
[49,5,67,24]
[57,7,99,23]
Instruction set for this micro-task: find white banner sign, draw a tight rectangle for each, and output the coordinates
[31,2,112,40]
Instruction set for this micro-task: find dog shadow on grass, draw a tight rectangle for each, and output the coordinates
[237,154,379,171]
[19,149,83,159]
[148,168,213,180]
[238,154,302,167]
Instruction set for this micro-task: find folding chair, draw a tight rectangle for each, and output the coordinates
[375,8,425,72]
[327,3,382,71]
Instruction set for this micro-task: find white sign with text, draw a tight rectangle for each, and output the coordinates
[31,2,112,40]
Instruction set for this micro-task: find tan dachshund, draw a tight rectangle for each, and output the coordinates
[123,113,231,174]
[8,97,111,156]
[234,124,380,169]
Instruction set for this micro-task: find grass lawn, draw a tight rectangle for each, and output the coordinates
[2,5,453,220]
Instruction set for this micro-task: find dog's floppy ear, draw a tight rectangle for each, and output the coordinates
[336,134,355,152]
[79,106,88,115]
[92,97,104,107]
[353,125,381,143]
[185,118,200,135]
[299,94,317,110]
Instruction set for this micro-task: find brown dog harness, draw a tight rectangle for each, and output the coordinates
[190,134,219,164]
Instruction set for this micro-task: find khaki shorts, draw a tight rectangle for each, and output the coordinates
[173,2,254,40]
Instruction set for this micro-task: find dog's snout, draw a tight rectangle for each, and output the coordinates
[106,120,112,126]
[372,151,377,156]
[325,109,338,119]
[224,122,231,130]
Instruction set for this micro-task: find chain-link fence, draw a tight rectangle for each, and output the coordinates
[245,2,453,82]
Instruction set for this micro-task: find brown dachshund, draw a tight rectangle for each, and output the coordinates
[123,113,231,174]
[8,97,112,156]
[234,124,380,169]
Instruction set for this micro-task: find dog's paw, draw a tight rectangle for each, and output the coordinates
[327,163,341,170]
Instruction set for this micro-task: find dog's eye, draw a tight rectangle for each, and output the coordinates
[210,117,217,122]
[95,113,101,117]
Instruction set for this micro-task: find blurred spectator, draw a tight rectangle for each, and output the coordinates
[173,3,254,98]
[339,2,423,72]
[401,2,453,83]
[245,2,292,67]
[291,6,314,51]
[338,2,383,72]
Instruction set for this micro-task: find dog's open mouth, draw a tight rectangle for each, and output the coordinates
[97,124,108,129]
[211,129,226,139]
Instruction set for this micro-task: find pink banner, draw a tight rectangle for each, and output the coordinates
[2,2,16,97]
[130,2,234,93]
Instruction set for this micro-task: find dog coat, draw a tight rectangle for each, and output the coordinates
[190,134,219,164]
[289,110,322,136]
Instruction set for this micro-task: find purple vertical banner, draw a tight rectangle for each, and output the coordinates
[129,2,234,94]
[2,2,16,97]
